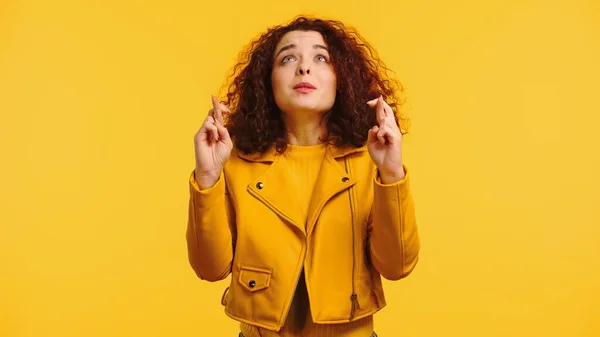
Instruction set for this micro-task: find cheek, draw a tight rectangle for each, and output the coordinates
[271,70,284,98]
[323,72,337,97]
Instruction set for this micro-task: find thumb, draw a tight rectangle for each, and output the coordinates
[367,126,379,144]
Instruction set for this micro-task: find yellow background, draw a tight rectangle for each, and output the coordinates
[1,0,599,336]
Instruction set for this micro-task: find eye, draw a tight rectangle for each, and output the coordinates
[315,55,328,62]
[282,55,296,63]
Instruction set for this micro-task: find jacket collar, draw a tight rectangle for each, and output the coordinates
[237,143,367,162]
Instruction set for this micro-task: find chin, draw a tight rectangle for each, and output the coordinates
[291,104,329,114]
[291,98,333,112]
[276,95,334,116]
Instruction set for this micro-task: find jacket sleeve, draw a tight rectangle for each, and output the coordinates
[368,165,420,281]
[186,170,236,282]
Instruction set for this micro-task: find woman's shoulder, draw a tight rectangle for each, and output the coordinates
[229,144,278,163]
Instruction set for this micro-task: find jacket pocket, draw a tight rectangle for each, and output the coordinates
[238,265,271,292]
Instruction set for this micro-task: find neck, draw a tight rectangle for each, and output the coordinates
[283,112,327,146]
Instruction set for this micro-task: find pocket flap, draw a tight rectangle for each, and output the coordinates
[238,265,271,292]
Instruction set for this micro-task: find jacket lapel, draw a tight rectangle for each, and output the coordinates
[239,144,366,237]
[305,149,357,238]
[245,154,306,235]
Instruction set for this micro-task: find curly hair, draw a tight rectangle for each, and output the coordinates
[220,16,408,155]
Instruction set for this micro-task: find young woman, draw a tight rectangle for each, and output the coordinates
[187,16,420,337]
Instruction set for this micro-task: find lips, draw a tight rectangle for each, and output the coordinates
[293,82,316,89]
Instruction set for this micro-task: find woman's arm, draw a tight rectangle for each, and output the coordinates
[186,170,236,282]
[368,166,420,280]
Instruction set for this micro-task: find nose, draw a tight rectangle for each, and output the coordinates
[297,63,311,76]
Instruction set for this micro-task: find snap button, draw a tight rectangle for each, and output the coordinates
[342,177,350,182]
[256,182,264,189]
[248,280,256,288]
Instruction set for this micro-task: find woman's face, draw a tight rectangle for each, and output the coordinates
[271,30,337,120]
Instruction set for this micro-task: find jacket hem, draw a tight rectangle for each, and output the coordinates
[223,305,386,332]
[313,305,385,324]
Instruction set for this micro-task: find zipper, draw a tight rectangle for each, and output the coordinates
[366,216,381,310]
[247,186,307,328]
[345,158,360,320]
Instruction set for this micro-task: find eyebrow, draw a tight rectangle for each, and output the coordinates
[274,44,329,58]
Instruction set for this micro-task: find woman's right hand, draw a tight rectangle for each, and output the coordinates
[193,95,233,190]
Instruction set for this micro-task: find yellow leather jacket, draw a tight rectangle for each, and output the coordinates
[186,144,420,331]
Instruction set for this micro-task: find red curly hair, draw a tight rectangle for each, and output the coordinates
[221,16,408,155]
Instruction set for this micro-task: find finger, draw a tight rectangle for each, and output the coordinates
[200,116,214,134]
[208,108,214,118]
[381,99,391,117]
[211,95,222,120]
[202,115,218,139]
[216,121,232,144]
[377,124,388,144]
[220,105,231,122]
[203,115,215,125]
[205,122,219,142]
[367,126,379,144]
[376,117,389,143]
[380,122,401,144]
[211,95,225,124]
[366,97,379,107]
[376,96,386,124]
[214,117,224,128]
[381,100,399,126]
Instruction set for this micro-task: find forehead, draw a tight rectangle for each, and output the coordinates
[275,30,327,49]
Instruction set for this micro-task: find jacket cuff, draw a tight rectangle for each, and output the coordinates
[189,170,226,208]
[373,165,410,187]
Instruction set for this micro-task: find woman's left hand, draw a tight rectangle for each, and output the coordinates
[366,95,405,184]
